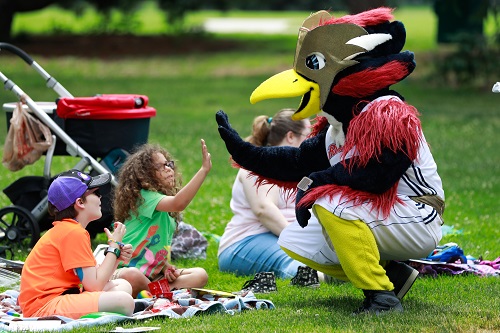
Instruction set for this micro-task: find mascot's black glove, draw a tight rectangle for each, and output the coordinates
[216,110,248,163]
[295,187,312,228]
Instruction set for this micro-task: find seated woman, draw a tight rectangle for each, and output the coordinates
[218,109,316,284]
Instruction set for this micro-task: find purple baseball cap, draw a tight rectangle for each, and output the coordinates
[48,169,111,211]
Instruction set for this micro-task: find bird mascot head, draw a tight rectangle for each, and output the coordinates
[250,7,415,128]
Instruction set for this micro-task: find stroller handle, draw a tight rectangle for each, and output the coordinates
[0,42,33,65]
[0,42,73,98]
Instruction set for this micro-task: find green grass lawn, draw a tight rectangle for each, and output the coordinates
[1,5,499,333]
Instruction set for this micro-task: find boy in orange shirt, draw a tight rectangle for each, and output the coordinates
[19,170,137,319]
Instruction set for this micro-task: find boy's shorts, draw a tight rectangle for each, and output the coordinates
[30,291,102,319]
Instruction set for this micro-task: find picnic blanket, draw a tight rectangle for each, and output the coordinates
[0,289,275,331]
[409,256,500,277]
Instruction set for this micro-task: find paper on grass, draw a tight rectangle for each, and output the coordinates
[110,327,160,332]
[190,288,236,298]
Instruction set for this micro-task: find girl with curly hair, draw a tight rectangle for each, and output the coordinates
[112,140,211,296]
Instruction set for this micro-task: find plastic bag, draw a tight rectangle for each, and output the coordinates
[2,102,53,171]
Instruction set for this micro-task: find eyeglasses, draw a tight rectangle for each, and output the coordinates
[157,160,175,170]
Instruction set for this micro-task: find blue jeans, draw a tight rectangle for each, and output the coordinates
[218,232,302,279]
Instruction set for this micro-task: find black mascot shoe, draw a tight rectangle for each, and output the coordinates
[385,260,419,299]
[354,290,404,315]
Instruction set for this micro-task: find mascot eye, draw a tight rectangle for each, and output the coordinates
[305,53,326,70]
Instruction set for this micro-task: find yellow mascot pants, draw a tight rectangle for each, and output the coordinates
[282,205,393,291]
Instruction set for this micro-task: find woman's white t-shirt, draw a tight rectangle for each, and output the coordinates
[218,170,296,256]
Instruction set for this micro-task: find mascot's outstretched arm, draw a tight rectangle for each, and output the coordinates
[218,107,411,193]
[216,110,330,182]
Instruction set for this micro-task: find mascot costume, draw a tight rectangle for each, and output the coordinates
[216,7,445,314]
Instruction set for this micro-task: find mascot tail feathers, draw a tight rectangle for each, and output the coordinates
[249,172,299,201]
[298,183,402,218]
[232,161,299,201]
[343,98,422,170]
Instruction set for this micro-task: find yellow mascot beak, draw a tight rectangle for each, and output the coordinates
[250,69,321,121]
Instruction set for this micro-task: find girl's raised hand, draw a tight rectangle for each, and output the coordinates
[200,139,212,172]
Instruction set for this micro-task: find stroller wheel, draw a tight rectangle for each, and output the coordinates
[0,206,40,254]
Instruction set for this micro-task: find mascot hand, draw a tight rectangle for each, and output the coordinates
[295,188,312,228]
[216,110,246,156]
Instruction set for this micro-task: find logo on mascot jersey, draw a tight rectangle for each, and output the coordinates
[327,144,342,160]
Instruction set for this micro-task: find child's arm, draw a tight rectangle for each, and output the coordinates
[80,222,127,291]
[156,139,212,212]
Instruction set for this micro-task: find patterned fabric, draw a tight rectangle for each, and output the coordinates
[240,272,277,294]
[148,289,275,318]
[171,222,208,260]
[0,289,275,331]
[290,266,320,288]
[409,257,500,277]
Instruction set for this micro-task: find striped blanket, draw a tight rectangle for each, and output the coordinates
[0,289,274,331]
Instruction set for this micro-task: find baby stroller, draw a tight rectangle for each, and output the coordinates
[0,43,156,258]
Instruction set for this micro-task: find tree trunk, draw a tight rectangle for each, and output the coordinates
[0,0,55,41]
[0,1,15,42]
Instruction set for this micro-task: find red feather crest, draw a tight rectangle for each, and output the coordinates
[323,7,394,27]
